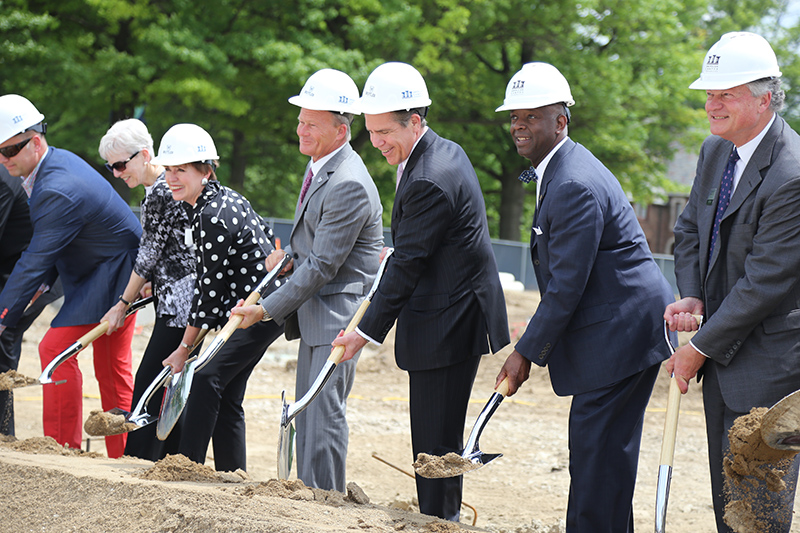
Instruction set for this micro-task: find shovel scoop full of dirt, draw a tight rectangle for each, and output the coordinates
[0,370,37,390]
[413,452,481,478]
[83,409,137,436]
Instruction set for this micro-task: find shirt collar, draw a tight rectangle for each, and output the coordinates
[398,126,429,175]
[535,136,569,180]
[21,146,50,198]
[735,113,775,169]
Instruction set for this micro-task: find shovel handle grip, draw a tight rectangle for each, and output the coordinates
[496,376,510,397]
[659,376,682,466]
[328,299,371,365]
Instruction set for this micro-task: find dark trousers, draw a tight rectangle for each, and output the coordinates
[0,280,63,436]
[566,362,660,533]
[124,315,192,460]
[703,361,800,533]
[178,319,283,472]
[408,355,481,521]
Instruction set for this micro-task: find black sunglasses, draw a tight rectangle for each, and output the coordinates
[105,150,140,173]
[0,137,33,159]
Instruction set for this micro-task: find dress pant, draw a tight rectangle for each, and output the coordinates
[178,319,283,472]
[38,314,137,458]
[565,362,659,533]
[124,315,191,461]
[703,361,800,533]
[408,355,481,521]
[294,340,360,492]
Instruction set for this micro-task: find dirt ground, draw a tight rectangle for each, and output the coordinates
[2,290,798,532]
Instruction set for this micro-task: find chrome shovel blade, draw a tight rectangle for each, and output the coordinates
[655,464,672,533]
[156,358,197,441]
[277,390,296,479]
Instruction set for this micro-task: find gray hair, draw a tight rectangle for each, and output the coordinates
[98,118,154,161]
[331,111,353,142]
[747,77,785,113]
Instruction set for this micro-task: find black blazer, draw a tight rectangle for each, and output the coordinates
[358,129,510,371]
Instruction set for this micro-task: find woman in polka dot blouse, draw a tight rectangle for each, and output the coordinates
[154,123,284,472]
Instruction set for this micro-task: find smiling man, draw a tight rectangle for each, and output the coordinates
[492,63,674,533]
[666,32,800,533]
[332,62,510,521]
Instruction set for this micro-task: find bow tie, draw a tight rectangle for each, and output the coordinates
[518,167,538,184]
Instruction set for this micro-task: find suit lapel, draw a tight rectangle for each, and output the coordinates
[392,129,436,230]
[531,139,575,252]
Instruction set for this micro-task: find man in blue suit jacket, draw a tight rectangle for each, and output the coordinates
[494,64,673,532]
[333,62,510,521]
[0,94,141,458]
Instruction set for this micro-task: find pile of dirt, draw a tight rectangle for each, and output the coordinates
[84,409,137,436]
[138,453,249,483]
[0,434,101,457]
[0,369,36,390]
[414,452,481,478]
[723,407,799,532]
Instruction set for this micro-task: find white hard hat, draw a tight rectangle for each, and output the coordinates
[359,62,432,115]
[496,62,574,112]
[289,68,361,115]
[151,123,219,166]
[0,94,46,144]
[689,32,781,90]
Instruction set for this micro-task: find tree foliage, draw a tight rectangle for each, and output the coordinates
[2,0,798,240]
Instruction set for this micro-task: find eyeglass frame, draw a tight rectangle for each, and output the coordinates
[105,150,141,173]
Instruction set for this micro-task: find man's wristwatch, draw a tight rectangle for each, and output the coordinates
[261,306,272,322]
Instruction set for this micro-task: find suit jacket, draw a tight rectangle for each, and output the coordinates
[261,143,383,346]
[674,116,800,412]
[0,147,141,328]
[516,139,673,397]
[357,129,510,371]
[0,166,33,285]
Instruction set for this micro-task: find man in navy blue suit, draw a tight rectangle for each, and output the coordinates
[494,63,674,532]
[0,94,141,457]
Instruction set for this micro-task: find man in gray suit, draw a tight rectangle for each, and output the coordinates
[234,69,383,492]
[667,32,800,532]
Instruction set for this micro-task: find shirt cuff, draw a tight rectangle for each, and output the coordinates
[355,327,381,346]
[689,339,710,358]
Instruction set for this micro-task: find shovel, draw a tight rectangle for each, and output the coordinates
[94,329,210,435]
[760,389,800,451]
[655,314,702,533]
[277,247,394,479]
[414,376,508,479]
[155,254,291,441]
[38,296,154,386]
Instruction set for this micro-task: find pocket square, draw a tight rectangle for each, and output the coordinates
[533,226,543,236]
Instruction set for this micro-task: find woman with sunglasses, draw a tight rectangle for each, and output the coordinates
[98,118,196,461]
[155,123,284,472]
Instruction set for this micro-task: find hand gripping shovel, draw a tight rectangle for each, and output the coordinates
[414,377,508,479]
[38,296,154,386]
[89,330,210,436]
[655,315,702,533]
[277,247,394,479]
[155,254,291,441]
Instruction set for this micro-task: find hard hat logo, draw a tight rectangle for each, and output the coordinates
[12,115,24,125]
[705,55,721,72]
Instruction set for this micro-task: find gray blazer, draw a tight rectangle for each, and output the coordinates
[674,116,800,412]
[261,143,383,346]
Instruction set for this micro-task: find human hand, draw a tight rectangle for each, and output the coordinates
[265,249,292,274]
[664,297,703,332]
[496,350,531,396]
[664,343,706,394]
[163,347,190,374]
[101,301,128,335]
[230,299,265,329]
[139,281,153,299]
[331,330,368,363]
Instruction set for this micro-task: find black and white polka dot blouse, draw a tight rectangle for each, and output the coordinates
[186,180,276,330]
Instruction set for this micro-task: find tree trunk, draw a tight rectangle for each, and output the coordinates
[229,129,246,189]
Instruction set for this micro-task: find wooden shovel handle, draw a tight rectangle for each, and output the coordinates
[76,321,111,347]
[496,376,510,397]
[328,299,371,365]
[659,376,682,466]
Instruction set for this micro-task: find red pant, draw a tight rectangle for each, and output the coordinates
[39,315,136,458]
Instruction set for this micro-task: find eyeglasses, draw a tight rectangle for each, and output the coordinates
[105,150,140,173]
[0,137,33,159]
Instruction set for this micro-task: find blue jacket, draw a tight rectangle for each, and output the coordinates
[0,147,140,328]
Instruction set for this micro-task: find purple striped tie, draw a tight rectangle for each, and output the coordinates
[708,148,739,266]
